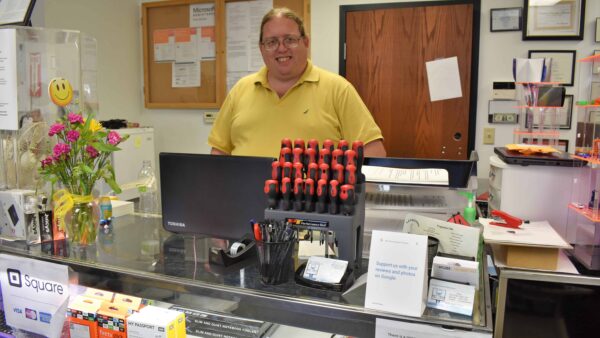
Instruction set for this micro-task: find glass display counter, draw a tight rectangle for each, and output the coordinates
[0,214,493,337]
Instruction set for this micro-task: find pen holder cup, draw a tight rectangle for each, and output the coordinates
[256,239,295,285]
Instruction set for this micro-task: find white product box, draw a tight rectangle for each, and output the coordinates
[140,305,186,338]
[0,189,35,240]
[431,256,479,289]
[127,307,177,338]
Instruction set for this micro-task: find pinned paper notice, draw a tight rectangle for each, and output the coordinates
[426,56,462,102]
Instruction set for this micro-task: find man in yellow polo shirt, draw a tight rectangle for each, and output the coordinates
[208,7,386,158]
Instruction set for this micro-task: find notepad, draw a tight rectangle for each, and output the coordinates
[362,166,449,186]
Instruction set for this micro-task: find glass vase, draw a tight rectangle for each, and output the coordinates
[66,201,97,248]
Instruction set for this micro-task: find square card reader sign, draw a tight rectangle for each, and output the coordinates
[0,254,69,338]
[365,230,428,317]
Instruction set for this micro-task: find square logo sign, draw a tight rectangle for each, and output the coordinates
[7,268,21,287]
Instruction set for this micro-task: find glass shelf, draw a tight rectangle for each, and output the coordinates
[0,214,493,338]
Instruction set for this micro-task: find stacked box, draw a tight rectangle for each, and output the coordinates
[126,309,177,338]
[67,296,103,338]
[112,294,143,314]
[83,288,114,303]
[139,306,186,337]
[170,305,271,338]
[96,302,128,338]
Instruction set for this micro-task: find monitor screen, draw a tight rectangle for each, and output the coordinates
[160,153,274,240]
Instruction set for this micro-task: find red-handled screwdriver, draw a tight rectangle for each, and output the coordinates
[281,177,292,210]
[271,161,282,181]
[345,164,356,185]
[304,148,317,168]
[293,178,304,211]
[319,148,331,167]
[332,163,344,184]
[281,138,292,149]
[304,178,315,212]
[319,163,330,182]
[338,139,349,152]
[331,149,344,168]
[264,179,279,209]
[293,162,304,180]
[352,141,364,183]
[292,147,304,164]
[322,139,334,153]
[294,138,305,150]
[307,162,319,182]
[307,139,319,153]
[316,179,328,213]
[340,184,355,215]
[344,149,357,168]
[329,179,340,214]
[279,147,292,165]
[282,161,293,179]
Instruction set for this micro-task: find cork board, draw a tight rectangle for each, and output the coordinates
[142,0,309,109]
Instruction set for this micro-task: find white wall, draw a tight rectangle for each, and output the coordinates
[32,0,600,180]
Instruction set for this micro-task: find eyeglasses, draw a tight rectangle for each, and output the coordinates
[261,35,303,51]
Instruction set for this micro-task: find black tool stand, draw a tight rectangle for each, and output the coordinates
[264,183,365,272]
[209,235,256,266]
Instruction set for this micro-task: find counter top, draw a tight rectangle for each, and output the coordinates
[0,214,493,337]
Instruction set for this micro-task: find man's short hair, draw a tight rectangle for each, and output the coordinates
[259,7,306,43]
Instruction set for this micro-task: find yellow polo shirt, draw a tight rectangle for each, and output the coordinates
[208,60,383,158]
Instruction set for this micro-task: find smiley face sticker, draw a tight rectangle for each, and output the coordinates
[48,77,73,107]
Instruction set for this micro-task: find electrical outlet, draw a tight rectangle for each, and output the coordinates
[483,128,495,145]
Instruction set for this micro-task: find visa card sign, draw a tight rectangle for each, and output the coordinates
[0,254,69,338]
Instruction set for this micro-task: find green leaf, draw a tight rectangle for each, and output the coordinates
[138,186,148,193]
[81,164,94,174]
[92,142,120,152]
[106,177,121,194]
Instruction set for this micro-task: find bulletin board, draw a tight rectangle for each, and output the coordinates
[142,0,310,109]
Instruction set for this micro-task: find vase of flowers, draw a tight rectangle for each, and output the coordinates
[39,78,127,247]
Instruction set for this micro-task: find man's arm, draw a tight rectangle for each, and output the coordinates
[364,139,386,157]
[210,147,230,155]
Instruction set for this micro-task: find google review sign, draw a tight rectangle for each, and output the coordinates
[1,254,69,338]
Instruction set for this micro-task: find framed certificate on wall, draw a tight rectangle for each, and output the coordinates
[523,0,585,40]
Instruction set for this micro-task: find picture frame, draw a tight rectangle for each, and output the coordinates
[526,94,573,130]
[522,138,569,152]
[488,99,519,124]
[528,50,576,86]
[596,18,600,42]
[594,50,600,75]
[490,7,522,32]
[522,0,585,40]
[0,0,37,26]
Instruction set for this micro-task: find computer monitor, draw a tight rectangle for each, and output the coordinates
[160,153,274,240]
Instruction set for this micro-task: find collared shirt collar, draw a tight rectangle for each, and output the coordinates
[254,59,319,88]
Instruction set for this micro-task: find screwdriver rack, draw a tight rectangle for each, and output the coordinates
[264,183,365,272]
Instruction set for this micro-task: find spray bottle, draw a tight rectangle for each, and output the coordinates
[459,191,476,224]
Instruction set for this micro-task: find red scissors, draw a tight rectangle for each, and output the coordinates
[490,210,523,229]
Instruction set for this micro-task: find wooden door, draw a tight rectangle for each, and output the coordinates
[341,1,479,160]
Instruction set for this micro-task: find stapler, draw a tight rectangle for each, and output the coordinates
[490,210,523,229]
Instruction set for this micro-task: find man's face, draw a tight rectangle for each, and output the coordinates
[260,16,309,82]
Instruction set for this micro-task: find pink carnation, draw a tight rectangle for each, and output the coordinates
[66,130,80,142]
[107,130,122,145]
[53,143,71,157]
[67,113,84,124]
[41,156,53,168]
[85,145,99,158]
[48,123,65,136]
